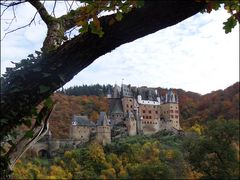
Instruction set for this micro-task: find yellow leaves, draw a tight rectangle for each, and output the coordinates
[64,150,73,159]
[118,166,128,178]
[93,15,100,29]
[89,110,99,122]
[49,165,73,179]
[165,150,175,160]
[101,167,116,179]
[89,142,106,164]
[188,123,203,135]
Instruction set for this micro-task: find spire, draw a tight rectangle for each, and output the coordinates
[107,85,111,98]
[165,89,178,103]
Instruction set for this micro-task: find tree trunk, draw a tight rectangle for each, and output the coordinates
[0,1,206,140]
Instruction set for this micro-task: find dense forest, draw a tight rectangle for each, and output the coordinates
[57,84,113,96]
[12,82,239,179]
[13,119,239,179]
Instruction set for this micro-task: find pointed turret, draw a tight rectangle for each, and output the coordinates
[107,86,112,98]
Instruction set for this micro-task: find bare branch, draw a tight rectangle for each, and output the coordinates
[1,11,38,41]
[3,5,17,32]
[69,0,75,11]
[51,0,57,17]
[27,0,54,26]
[0,1,26,8]
[64,0,69,14]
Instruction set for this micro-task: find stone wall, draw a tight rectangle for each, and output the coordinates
[96,126,111,145]
[160,103,181,130]
[125,118,136,136]
[71,126,92,143]
[122,97,134,114]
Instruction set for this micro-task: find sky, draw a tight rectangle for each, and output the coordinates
[1,2,239,95]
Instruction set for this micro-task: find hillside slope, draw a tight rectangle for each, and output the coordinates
[49,94,108,138]
[48,82,239,138]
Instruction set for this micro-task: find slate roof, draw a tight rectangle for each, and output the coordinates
[97,112,110,126]
[165,89,178,103]
[122,84,133,97]
[109,98,124,114]
[138,88,158,101]
[72,115,95,126]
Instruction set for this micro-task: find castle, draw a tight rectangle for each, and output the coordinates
[108,84,182,136]
[29,84,182,157]
[70,84,182,145]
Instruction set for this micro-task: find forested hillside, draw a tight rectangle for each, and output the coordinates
[13,119,239,179]
[49,82,239,138]
[49,94,108,138]
[179,82,239,127]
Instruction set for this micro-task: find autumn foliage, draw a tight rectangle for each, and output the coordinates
[49,93,108,138]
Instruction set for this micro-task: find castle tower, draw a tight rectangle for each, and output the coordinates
[107,86,112,98]
[96,112,111,145]
[133,99,143,135]
[113,84,121,98]
[125,112,137,136]
[160,89,181,131]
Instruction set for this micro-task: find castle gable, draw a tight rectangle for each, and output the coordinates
[72,115,95,126]
[109,98,123,114]
[97,112,110,126]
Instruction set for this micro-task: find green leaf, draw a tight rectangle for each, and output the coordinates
[90,21,104,37]
[24,130,34,138]
[79,21,89,34]
[223,16,237,33]
[44,97,53,109]
[39,85,50,93]
[115,11,123,21]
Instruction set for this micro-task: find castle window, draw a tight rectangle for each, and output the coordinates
[149,110,151,113]
[130,105,133,108]
[143,116,145,118]
[143,110,145,113]
[170,110,174,113]
[129,99,132,102]
[149,116,151,119]
[146,116,148,119]
[175,110,179,113]
[171,115,174,118]
[175,115,178,118]
[127,104,129,108]
[155,111,158,114]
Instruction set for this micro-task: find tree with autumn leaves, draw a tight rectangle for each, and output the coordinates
[12,119,239,179]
